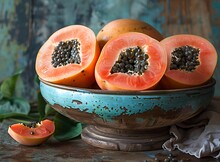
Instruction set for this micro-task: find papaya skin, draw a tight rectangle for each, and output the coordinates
[97,18,164,49]
[8,119,55,146]
[159,75,209,89]
[160,34,218,89]
[35,25,100,88]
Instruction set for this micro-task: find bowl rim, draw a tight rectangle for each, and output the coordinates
[39,77,216,95]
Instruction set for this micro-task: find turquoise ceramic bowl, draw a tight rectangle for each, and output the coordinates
[39,78,215,130]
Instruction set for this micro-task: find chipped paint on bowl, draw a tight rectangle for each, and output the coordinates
[40,78,215,129]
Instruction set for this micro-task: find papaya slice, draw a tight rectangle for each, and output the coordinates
[97,18,164,49]
[95,32,167,91]
[35,25,100,87]
[8,119,55,146]
[160,34,218,89]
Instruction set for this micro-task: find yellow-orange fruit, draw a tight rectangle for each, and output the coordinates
[97,18,164,49]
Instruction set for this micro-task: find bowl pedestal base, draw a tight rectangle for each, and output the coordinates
[81,125,171,151]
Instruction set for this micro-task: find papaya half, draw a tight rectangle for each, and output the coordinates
[95,32,167,91]
[160,34,218,89]
[35,25,100,88]
[8,119,55,146]
[97,18,164,49]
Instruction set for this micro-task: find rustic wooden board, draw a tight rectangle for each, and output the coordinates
[0,119,215,161]
[0,0,219,100]
[0,1,220,161]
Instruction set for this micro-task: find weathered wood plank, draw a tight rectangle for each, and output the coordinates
[0,119,215,161]
[0,0,32,71]
[162,0,212,36]
[0,0,219,100]
[210,0,220,96]
[0,0,33,98]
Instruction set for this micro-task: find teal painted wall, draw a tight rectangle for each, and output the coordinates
[0,0,220,101]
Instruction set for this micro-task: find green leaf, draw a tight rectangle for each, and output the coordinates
[0,100,11,113]
[0,70,23,98]
[54,113,82,141]
[0,92,3,100]
[0,113,35,121]
[45,104,56,117]
[13,98,30,114]
[37,92,46,120]
[0,98,30,114]
[34,75,40,85]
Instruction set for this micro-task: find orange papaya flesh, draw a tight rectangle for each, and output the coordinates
[8,119,55,146]
[95,32,167,91]
[160,34,218,89]
[35,25,100,88]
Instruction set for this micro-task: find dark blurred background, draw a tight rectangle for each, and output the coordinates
[0,0,220,102]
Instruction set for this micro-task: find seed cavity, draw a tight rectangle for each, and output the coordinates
[51,39,81,68]
[23,122,38,128]
[170,45,200,72]
[110,46,149,75]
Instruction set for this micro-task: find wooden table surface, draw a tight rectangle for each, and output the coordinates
[0,120,218,162]
[1,1,220,161]
[0,0,220,100]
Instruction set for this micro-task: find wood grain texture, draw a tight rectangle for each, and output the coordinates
[0,119,216,161]
[0,0,219,100]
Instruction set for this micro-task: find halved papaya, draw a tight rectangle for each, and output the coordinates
[95,32,167,91]
[160,34,218,89]
[35,25,100,87]
[97,18,164,49]
[8,119,55,146]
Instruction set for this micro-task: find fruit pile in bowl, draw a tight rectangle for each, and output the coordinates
[35,19,217,151]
